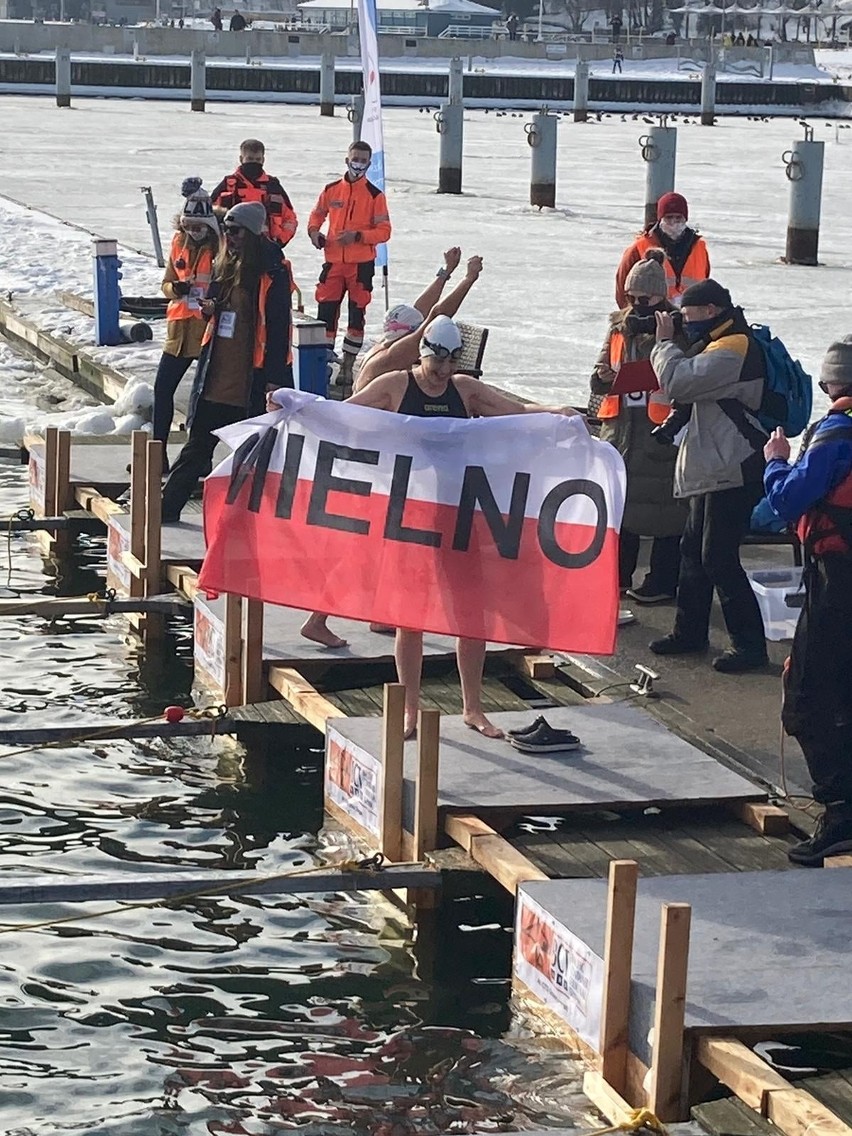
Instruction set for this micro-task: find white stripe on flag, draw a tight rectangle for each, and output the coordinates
[357,0,388,270]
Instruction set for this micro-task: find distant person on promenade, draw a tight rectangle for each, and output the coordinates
[210,139,298,249]
[763,337,852,866]
[612,46,624,72]
[506,12,519,40]
[153,178,220,472]
[229,9,247,30]
[615,192,711,310]
[591,250,687,603]
[161,202,291,524]
[649,278,768,673]
[611,12,623,41]
[211,6,223,29]
[308,141,392,384]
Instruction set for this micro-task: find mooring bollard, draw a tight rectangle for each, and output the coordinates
[448,55,464,105]
[190,49,205,112]
[435,103,463,195]
[700,64,716,125]
[526,110,557,209]
[292,316,330,395]
[55,47,71,108]
[320,52,335,117]
[92,238,121,347]
[639,121,677,229]
[783,124,824,265]
[348,90,364,143]
[573,59,590,123]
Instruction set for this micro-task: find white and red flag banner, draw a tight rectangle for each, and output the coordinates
[198,391,626,654]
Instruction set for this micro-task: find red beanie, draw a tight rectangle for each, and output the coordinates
[657,191,688,220]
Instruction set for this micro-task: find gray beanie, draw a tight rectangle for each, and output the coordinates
[223,201,267,236]
[820,335,852,387]
[624,251,667,299]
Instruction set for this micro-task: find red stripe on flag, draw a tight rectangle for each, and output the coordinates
[199,473,619,654]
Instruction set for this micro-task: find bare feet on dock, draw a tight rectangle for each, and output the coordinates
[300,613,348,649]
[370,622,395,634]
[403,711,418,740]
[463,711,504,739]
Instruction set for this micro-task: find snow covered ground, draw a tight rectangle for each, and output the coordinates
[1,96,851,441]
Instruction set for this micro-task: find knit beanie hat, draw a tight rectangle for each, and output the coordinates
[624,249,667,298]
[223,201,267,236]
[820,335,852,388]
[680,278,732,309]
[180,177,219,234]
[657,191,689,220]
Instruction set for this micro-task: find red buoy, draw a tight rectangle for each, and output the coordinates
[164,705,185,724]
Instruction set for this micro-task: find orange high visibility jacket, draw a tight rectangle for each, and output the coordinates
[308,176,391,264]
[210,168,298,247]
[615,230,710,309]
[597,330,671,424]
[162,232,214,321]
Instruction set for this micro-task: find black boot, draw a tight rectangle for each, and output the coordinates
[787,802,852,867]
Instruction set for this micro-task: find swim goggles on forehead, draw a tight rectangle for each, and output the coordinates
[422,336,463,360]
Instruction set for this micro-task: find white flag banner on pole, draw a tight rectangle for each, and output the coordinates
[356,0,388,269]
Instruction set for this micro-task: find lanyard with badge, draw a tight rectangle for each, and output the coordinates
[218,311,237,338]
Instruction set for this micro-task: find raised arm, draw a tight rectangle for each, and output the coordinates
[427,255,483,321]
[410,247,461,318]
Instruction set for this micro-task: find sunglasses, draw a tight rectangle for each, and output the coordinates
[628,295,653,305]
[819,380,832,395]
[223,223,245,235]
[423,338,463,361]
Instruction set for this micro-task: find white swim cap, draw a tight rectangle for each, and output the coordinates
[420,314,463,358]
[383,303,423,339]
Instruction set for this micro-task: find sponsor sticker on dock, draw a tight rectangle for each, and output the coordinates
[194,599,226,693]
[28,448,45,516]
[106,518,132,592]
[325,725,382,840]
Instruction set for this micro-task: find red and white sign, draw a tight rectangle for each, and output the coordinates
[28,447,45,515]
[199,391,625,654]
[106,517,131,592]
[194,598,226,693]
[325,725,382,840]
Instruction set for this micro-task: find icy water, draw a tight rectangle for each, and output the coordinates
[0,371,588,1132]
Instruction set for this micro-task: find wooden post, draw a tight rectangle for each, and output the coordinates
[241,598,265,704]
[143,439,162,594]
[647,902,692,1122]
[50,429,73,556]
[223,593,243,707]
[42,426,59,520]
[380,683,406,862]
[600,859,639,1094]
[413,708,440,860]
[129,429,148,600]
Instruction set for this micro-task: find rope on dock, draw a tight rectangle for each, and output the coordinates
[584,1107,668,1136]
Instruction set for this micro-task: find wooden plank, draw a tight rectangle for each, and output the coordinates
[0,594,188,619]
[515,653,556,680]
[600,859,638,1094]
[444,815,547,894]
[165,563,201,601]
[55,429,72,511]
[696,1037,800,1110]
[56,289,95,317]
[414,707,441,858]
[144,438,163,589]
[444,813,494,853]
[765,1088,852,1136]
[0,717,239,745]
[648,902,692,1122]
[583,1070,636,1127]
[129,430,148,565]
[692,1097,782,1136]
[74,485,122,524]
[224,594,243,708]
[380,683,405,863]
[799,1073,852,1126]
[731,802,790,837]
[241,598,265,705]
[267,665,341,732]
[43,426,58,518]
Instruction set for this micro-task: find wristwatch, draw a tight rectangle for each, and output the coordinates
[436,267,451,279]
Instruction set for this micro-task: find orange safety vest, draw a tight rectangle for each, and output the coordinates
[796,399,852,558]
[166,233,213,322]
[634,233,710,304]
[597,329,671,424]
[201,273,276,370]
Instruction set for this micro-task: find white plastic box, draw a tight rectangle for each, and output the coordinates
[747,567,804,641]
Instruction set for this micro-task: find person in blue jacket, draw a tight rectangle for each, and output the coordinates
[763,335,852,865]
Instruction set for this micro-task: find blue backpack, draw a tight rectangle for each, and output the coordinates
[750,324,813,438]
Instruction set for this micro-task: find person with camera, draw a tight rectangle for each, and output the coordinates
[591,250,687,603]
[161,201,292,524]
[648,278,768,673]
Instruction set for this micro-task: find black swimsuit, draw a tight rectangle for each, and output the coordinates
[397,370,468,419]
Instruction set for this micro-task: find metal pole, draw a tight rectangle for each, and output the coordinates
[190,49,205,112]
[526,110,557,209]
[92,238,122,347]
[348,89,365,143]
[448,55,464,104]
[700,63,716,125]
[537,0,543,41]
[140,186,165,269]
[320,51,335,116]
[573,58,590,122]
[435,103,463,194]
[55,47,71,107]
[640,122,677,229]
[784,129,824,266]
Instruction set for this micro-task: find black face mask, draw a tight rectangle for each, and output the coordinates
[240,161,264,180]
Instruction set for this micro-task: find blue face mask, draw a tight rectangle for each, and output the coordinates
[683,317,718,344]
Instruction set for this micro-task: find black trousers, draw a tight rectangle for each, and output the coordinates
[672,483,766,653]
[153,353,196,468]
[619,531,680,594]
[161,399,244,521]
[783,555,852,803]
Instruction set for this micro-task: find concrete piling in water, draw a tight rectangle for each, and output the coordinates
[349,90,364,143]
[55,47,71,107]
[448,55,464,105]
[640,122,677,229]
[190,50,205,112]
[783,126,824,265]
[320,52,335,117]
[700,64,716,125]
[435,103,463,194]
[573,59,590,123]
[526,110,557,209]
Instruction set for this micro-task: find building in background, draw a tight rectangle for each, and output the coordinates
[297,0,500,36]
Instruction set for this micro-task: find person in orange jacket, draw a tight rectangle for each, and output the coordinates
[210,138,298,248]
[307,140,392,382]
[615,191,710,310]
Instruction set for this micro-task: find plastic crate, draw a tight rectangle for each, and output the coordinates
[747,567,804,641]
